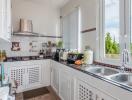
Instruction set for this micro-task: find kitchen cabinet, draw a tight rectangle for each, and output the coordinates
[51,61,73,100]
[5,63,42,92]
[9,65,27,92]
[0,0,11,41]
[3,60,132,100]
[74,79,117,100]
[41,60,51,86]
[59,69,72,100]
[26,65,42,89]
[3,60,51,93]
[51,60,59,93]
[51,61,123,100]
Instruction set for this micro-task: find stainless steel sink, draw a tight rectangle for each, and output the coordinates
[110,73,129,83]
[109,73,132,86]
[84,67,119,76]
[83,65,132,87]
[85,67,101,73]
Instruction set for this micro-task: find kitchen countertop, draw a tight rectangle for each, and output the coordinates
[3,56,51,62]
[53,60,132,93]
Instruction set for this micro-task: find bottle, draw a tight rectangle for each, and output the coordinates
[0,50,2,62]
[39,50,44,58]
[83,46,93,65]
[0,50,6,62]
[2,50,6,61]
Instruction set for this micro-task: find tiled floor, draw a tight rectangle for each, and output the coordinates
[16,86,61,100]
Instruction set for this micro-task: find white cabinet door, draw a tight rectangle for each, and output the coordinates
[9,66,26,93]
[26,64,42,89]
[9,64,42,92]
[59,70,72,100]
[51,61,59,93]
[4,61,43,93]
[75,79,118,100]
[0,0,11,41]
[4,60,51,92]
[41,60,51,86]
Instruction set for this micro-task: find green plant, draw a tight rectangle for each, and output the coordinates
[57,41,63,48]
[105,32,120,54]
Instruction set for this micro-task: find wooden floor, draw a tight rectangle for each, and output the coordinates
[15,86,61,100]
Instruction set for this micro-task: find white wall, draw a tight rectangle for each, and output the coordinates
[12,0,61,36]
[0,0,62,57]
[61,0,97,56]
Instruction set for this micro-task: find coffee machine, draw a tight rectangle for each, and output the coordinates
[53,49,60,61]
[53,49,65,61]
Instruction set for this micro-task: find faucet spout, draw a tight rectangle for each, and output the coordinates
[121,49,129,72]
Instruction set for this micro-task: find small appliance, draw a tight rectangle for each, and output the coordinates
[61,50,69,61]
[53,49,62,61]
[53,49,66,61]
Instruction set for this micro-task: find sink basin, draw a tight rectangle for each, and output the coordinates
[85,67,119,76]
[110,73,129,83]
[83,65,132,87]
[85,67,102,73]
[110,73,132,86]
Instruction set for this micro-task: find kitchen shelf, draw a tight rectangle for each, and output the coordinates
[12,32,62,38]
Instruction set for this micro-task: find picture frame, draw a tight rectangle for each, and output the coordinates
[11,42,21,51]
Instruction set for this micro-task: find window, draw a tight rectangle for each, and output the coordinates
[98,0,121,63]
[62,8,80,51]
[98,0,125,65]
[130,0,132,57]
[104,0,120,59]
[98,0,132,66]
[126,0,132,64]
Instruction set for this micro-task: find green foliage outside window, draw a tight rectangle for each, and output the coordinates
[105,32,120,54]
[131,43,132,55]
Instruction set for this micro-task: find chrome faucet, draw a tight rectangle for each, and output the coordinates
[121,49,129,72]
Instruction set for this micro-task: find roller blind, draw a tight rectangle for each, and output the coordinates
[62,8,79,50]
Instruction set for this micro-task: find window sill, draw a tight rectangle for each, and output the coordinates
[96,58,121,67]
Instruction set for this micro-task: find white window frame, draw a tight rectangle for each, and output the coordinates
[97,0,126,66]
[125,0,132,67]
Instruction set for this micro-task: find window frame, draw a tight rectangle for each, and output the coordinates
[125,0,132,67]
[97,0,125,66]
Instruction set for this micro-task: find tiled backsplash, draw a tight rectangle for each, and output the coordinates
[0,36,60,57]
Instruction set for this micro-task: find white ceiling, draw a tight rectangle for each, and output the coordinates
[25,0,70,8]
[52,0,70,8]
